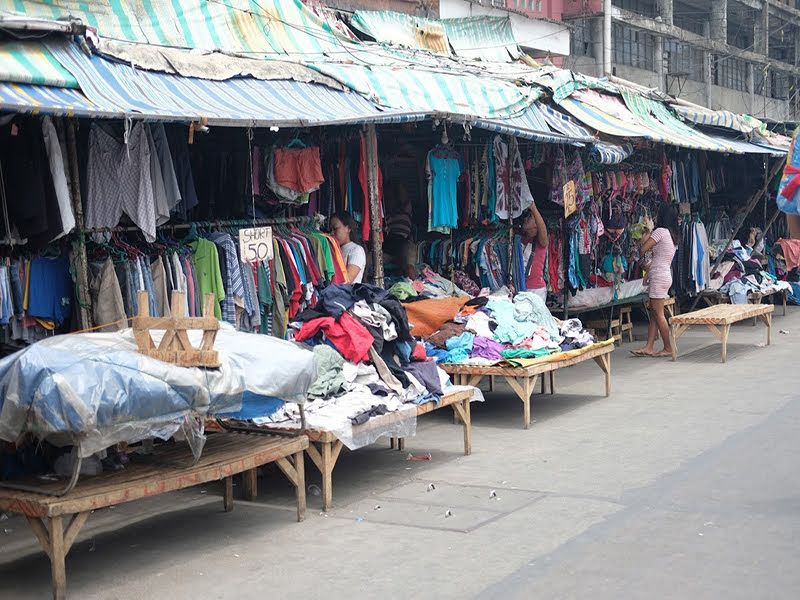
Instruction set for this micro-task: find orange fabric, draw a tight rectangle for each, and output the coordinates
[325,234,349,283]
[402,296,470,337]
[273,147,325,193]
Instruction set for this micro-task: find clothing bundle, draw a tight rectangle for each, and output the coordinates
[0,116,77,247]
[708,243,791,303]
[420,292,596,366]
[672,218,710,295]
[0,253,74,345]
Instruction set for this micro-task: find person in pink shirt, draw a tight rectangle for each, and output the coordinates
[519,204,549,300]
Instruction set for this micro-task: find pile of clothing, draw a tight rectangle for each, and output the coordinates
[282,283,456,428]
[709,243,791,303]
[420,291,596,366]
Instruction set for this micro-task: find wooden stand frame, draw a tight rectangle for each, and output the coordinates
[0,433,307,600]
[669,303,774,363]
[442,343,613,429]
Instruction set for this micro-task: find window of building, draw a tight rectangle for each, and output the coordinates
[770,71,793,100]
[713,55,747,92]
[611,0,658,18]
[672,2,706,35]
[535,0,542,11]
[612,23,655,71]
[571,19,594,57]
[664,40,705,82]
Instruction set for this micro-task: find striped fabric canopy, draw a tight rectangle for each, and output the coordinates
[537,104,595,140]
[473,102,592,144]
[0,81,116,117]
[669,104,757,135]
[592,142,634,164]
[310,62,538,119]
[705,134,787,157]
[0,41,78,88]
[621,91,737,153]
[557,91,659,140]
[350,11,451,55]
[44,40,425,126]
[441,17,521,63]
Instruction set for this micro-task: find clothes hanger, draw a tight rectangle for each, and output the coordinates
[286,137,306,149]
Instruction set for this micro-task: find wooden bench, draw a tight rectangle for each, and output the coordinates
[669,303,774,363]
[0,432,308,600]
[646,297,677,319]
[441,342,614,429]
[215,387,474,512]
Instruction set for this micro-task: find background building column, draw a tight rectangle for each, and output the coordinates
[704,21,714,108]
[657,0,673,26]
[710,0,727,43]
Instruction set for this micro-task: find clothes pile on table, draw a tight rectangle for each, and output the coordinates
[253,282,480,449]
[416,291,596,366]
[707,241,791,303]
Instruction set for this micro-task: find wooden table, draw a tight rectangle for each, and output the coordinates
[669,303,774,363]
[441,342,614,429]
[233,388,474,512]
[0,433,308,600]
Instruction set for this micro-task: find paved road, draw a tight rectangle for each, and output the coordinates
[1,307,798,599]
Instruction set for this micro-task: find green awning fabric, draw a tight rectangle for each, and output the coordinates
[440,17,521,62]
[350,11,451,55]
[621,90,737,152]
[557,90,665,140]
[0,41,78,88]
[670,104,757,135]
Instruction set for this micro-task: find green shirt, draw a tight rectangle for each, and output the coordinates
[190,238,225,320]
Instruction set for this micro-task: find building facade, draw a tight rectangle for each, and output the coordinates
[562,0,800,122]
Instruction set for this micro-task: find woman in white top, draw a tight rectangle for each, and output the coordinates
[330,212,366,283]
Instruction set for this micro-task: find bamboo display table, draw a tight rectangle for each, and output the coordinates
[441,342,614,429]
[669,303,774,363]
[0,433,307,600]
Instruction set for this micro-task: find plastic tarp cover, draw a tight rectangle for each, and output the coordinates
[566,279,648,308]
[0,328,316,457]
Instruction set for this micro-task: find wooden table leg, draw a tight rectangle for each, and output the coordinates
[241,468,258,501]
[721,324,730,363]
[593,353,611,397]
[540,375,545,394]
[305,440,343,512]
[764,312,772,345]
[452,396,472,455]
[276,450,307,522]
[670,323,678,361]
[549,371,555,395]
[783,292,787,316]
[505,375,536,429]
[27,511,90,600]
[223,476,234,512]
[397,438,405,451]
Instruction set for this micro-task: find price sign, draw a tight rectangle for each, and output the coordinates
[239,226,274,263]
[563,180,577,217]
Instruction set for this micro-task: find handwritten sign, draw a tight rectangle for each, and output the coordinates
[563,180,577,217]
[239,227,273,263]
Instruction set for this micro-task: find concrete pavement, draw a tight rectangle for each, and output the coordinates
[1,306,798,599]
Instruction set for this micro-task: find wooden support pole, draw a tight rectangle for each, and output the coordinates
[365,123,384,287]
[63,118,93,331]
[507,135,515,291]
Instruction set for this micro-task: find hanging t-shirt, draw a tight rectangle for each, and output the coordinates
[189,238,225,320]
[341,241,366,283]
[428,151,461,230]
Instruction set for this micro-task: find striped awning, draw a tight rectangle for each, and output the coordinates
[0,41,78,88]
[622,90,737,153]
[670,104,757,135]
[39,39,426,126]
[592,141,634,164]
[0,81,117,117]
[310,61,538,119]
[441,17,521,63]
[558,91,659,139]
[537,104,595,140]
[706,134,788,156]
[473,102,593,144]
[0,0,359,58]
[350,11,451,55]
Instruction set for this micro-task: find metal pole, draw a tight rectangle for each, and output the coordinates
[687,156,785,312]
[507,135,515,293]
[365,123,384,287]
[63,118,93,331]
[603,0,612,76]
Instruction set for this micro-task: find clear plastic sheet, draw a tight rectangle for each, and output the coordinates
[0,328,316,457]
[565,278,647,309]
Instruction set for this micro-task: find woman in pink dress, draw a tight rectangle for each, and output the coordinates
[633,203,679,357]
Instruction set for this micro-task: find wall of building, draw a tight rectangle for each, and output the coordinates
[439,0,571,56]
[322,0,440,16]
[503,0,564,22]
